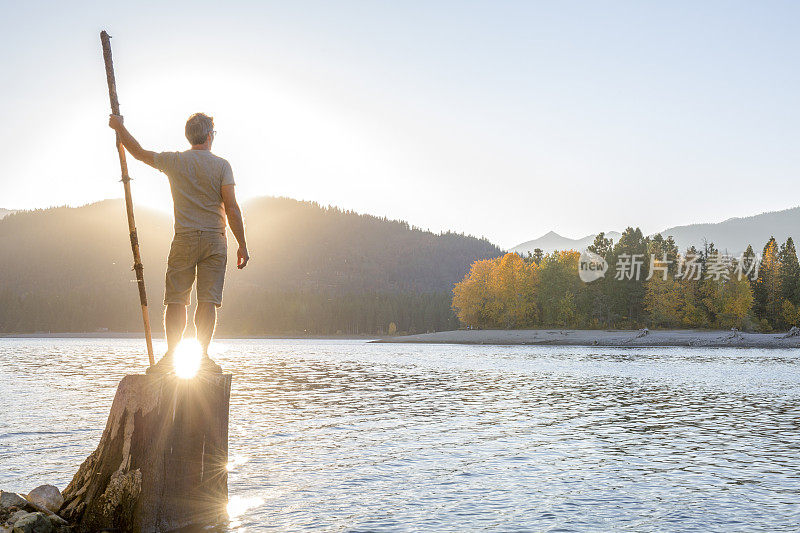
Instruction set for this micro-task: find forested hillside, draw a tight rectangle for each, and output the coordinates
[0,198,502,335]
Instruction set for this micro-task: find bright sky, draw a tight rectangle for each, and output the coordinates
[2,2,799,249]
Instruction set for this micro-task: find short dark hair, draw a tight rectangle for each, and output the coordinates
[185,113,214,145]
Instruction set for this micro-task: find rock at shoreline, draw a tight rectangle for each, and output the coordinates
[0,492,31,512]
[10,512,53,533]
[25,487,61,515]
[0,491,68,533]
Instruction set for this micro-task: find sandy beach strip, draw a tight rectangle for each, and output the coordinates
[373,329,800,348]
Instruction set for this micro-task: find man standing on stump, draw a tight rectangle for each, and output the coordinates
[108,112,249,373]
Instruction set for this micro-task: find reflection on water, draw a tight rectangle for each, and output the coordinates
[227,454,249,472]
[227,495,265,528]
[1,338,799,531]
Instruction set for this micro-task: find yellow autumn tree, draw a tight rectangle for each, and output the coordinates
[781,300,800,327]
[486,253,539,328]
[452,257,502,328]
[717,276,754,328]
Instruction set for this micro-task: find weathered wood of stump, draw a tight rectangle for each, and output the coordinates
[60,373,232,532]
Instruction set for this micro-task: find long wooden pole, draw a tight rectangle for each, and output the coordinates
[100,31,155,365]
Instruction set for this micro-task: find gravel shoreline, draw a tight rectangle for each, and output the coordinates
[374,328,800,348]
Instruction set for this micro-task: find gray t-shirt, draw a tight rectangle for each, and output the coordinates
[153,150,235,233]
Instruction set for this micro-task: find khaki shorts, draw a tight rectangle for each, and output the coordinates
[164,231,227,307]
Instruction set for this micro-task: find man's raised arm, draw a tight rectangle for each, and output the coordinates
[221,184,250,269]
[108,114,156,168]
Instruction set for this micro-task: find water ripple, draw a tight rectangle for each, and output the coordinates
[0,338,798,531]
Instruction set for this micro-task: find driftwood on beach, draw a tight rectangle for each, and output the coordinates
[59,373,232,532]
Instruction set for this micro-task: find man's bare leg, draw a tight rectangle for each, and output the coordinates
[195,302,217,356]
[195,302,223,373]
[146,304,187,374]
[165,304,188,355]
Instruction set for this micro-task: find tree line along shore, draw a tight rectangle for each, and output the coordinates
[452,228,800,333]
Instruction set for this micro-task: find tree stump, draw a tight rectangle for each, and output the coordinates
[59,373,232,532]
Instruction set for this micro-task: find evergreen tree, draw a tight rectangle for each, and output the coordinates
[753,237,781,329]
[779,238,800,303]
[588,232,614,256]
[778,237,800,327]
[536,251,584,327]
[648,234,680,277]
[609,227,649,327]
[587,232,615,326]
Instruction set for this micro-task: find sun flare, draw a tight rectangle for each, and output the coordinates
[173,338,202,379]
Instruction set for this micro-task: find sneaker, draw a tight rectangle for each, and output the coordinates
[146,353,175,375]
[199,356,223,374]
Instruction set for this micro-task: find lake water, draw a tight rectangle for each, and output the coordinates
[1,338,799,531]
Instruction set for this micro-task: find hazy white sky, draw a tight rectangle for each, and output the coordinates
[2,1,799,248]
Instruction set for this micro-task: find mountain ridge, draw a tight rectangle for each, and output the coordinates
[0,196,503,334]
[656,205,800,253]
[511,206,800,255]
[511,231,622,255]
